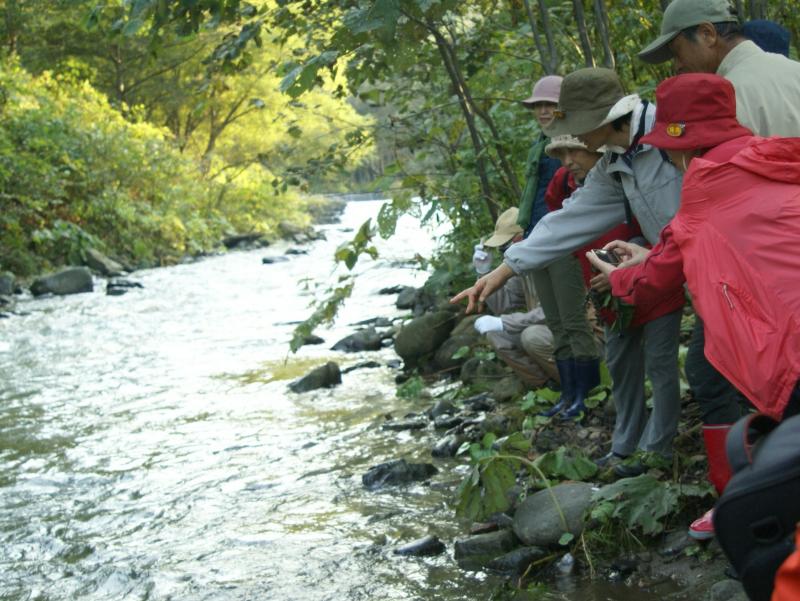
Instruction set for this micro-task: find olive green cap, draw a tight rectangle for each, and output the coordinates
[639,0,739,64]
[543,68,626,137]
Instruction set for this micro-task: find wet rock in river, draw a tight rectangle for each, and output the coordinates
[513,482,594,547]
[288,362,342,393]
[222,233,267,249]
[31,267,93,297]
[331,327,383,352]
[453,529,519,570]
[285,248,308,256]
[427,399,456,419]
[394,311,456,369]
[395,286,417,309]
[378,285,406,295]
[301,334,325,346]
[342,360,381,374]
[433,415,463,430]
[461,392,495,412]
[0,272,16,296]
[84,248,124,276]
[106,278,143,296]
[262,256,290,264]
[351,316,392,328]
[381,417,427,431]
[487,546,548,575]
[361,459,437,490]
[393,535,446,557]
[431,433,465,458]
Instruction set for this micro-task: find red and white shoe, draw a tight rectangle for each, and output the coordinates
[688,509,715,540]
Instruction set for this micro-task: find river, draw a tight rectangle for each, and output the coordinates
[0,200,689,600]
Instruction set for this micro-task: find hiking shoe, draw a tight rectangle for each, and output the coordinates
[613,459,646,478]
[595,451,628,468]
[689,509,715,540]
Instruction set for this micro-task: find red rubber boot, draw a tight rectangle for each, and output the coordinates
[689,424,733,540]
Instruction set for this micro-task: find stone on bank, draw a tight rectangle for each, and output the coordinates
[30,267,93,297]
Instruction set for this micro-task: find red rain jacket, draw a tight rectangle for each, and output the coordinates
[612,136,800,418]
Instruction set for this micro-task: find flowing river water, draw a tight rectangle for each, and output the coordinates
[1,200,691,601]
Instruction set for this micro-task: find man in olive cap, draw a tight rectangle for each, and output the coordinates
[451,67,684,469]
[639,0,800,137]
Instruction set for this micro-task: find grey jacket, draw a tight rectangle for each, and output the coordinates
[504,101,683,274]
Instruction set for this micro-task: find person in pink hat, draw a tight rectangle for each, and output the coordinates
[587,72,800,540]
[517,75,563,236]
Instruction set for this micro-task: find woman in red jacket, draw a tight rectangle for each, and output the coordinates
[588,73,800,539]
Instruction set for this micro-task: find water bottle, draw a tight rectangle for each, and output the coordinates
[472,244,492,275]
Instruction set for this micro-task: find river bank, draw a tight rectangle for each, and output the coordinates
[0,199,748,601]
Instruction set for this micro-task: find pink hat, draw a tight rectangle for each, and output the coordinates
[522,75,563,106]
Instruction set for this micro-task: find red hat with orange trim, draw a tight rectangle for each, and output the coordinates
[640,73,752,151]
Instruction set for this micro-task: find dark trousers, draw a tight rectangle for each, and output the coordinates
[685,316,747,425]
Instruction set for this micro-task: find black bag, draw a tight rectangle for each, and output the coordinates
[713,413,800,601]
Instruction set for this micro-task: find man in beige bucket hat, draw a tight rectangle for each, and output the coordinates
[451,66,683,473]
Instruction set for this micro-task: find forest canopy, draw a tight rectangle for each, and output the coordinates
[1,0,796,278]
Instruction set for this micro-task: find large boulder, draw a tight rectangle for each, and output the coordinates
[84,248,124,276]
[361,459,437,490]
[331,327,383,352]
[395,286,417,309]
[288,362,341,393]
[30,267,93,297]
[0,272,15,296]
[453,529,519,570]
[513,482,595,547]
[434,334,476,371]
[394,311,456,368]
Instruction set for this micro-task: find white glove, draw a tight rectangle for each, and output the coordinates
[472,244,492,275]
[474,315,504,334]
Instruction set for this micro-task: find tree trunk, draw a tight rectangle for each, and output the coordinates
[537,0,559,74]
[572,0,595,67]
[593,0,614,69]
[432,35,498,222]
[522,0,553,74]
[735,0,745,21]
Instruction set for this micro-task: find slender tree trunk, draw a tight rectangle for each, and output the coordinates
[537,0,559,74]
[522,0,553,74]
[439,27,521,199]
[593,0,614,69]
[572,0,595,67]
[735,0,746,21]
[431,35,498,222]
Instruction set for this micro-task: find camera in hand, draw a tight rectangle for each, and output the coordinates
[592,248,621,266]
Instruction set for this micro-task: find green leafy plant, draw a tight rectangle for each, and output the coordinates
[590,475,710,537]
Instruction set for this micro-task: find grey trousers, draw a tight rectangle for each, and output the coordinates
[605,309,682,458]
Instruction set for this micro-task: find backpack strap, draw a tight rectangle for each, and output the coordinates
[608,100,652,226]
[727,413,780,474]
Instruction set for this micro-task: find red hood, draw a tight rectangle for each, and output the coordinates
[729,137,800,184]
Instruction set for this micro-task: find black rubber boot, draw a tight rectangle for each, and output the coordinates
[561,357,600,420]
[540,358,575,417]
